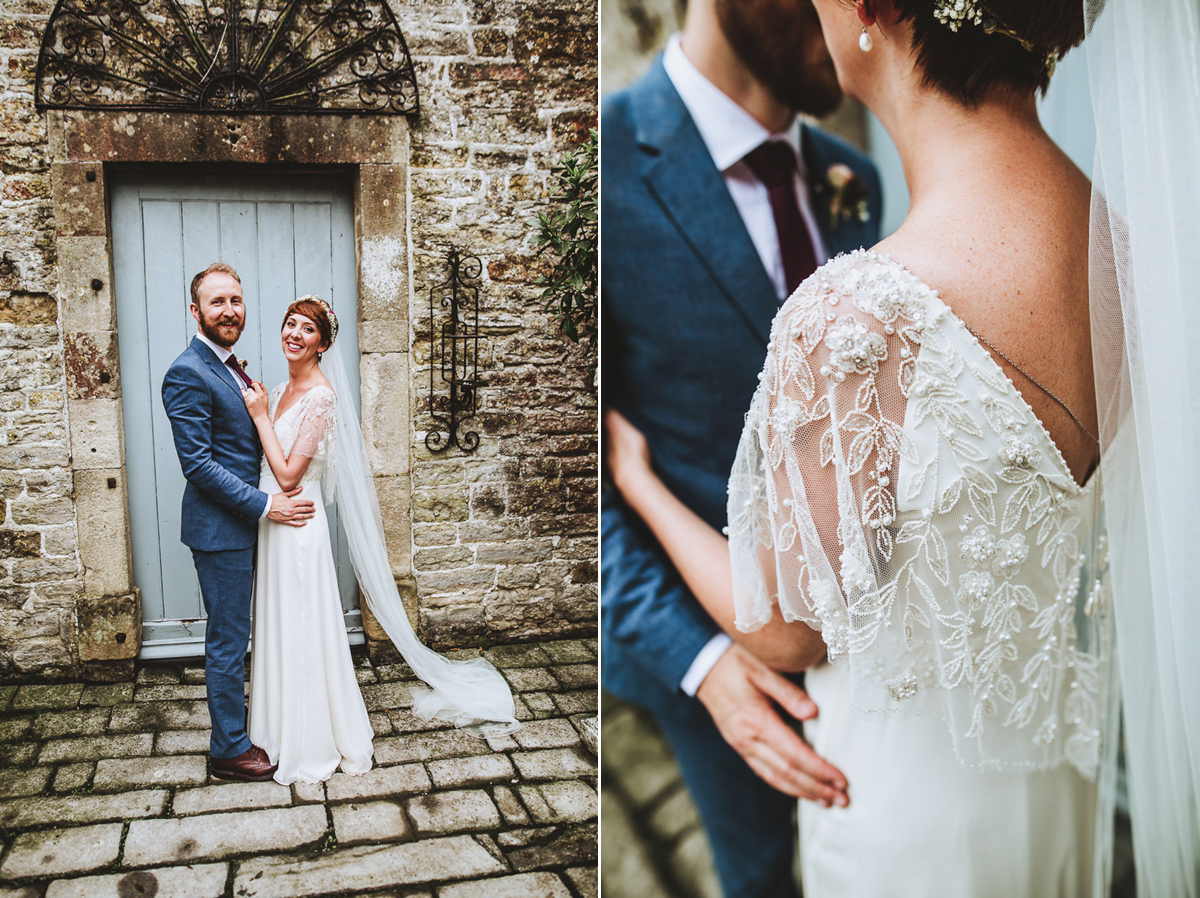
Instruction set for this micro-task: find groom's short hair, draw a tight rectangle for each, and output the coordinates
[190,262,242,306]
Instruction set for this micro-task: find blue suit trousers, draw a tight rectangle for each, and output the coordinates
[648,689,800,898]
[192,547,255,759]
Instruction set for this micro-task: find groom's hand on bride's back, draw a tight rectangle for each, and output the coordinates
[267,487,315,526]
[697,644,849,808]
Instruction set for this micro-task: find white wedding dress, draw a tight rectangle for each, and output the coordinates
[728,251,1111,896]
[248,384,374,784]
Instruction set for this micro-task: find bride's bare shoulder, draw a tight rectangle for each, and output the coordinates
[874,159,1090,320]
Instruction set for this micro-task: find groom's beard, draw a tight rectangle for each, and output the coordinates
[199,315,246,348]
[716,0,843,119]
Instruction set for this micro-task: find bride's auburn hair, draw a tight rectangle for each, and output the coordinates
[282,298,334,351]
[874,0,1086,106]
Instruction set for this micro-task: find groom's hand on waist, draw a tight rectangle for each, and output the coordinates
[267,487,315,526]
[696,643,849,808]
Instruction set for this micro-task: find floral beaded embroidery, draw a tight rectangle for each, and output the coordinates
[733,250,1107,776]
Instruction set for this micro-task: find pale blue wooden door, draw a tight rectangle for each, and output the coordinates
[110,172,362,658]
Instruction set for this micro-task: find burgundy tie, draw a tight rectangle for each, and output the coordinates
[743,141,819,295]
[225,355,253,388]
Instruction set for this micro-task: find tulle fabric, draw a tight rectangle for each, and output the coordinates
[1086,1,1200,894]
[321,342,519,736]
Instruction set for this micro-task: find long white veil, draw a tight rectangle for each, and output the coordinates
[1086,0,1200,894]
[322,338,519,736]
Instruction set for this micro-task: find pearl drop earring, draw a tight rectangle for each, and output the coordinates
[859,26,873,52]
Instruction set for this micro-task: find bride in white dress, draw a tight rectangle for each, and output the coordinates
[244,298,519,784]
[606,1,1114,894]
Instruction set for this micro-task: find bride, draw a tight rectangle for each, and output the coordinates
[607,0,1113,894]
[243,297,518,784]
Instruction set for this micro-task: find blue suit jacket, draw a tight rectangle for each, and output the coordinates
[161,336,269,552]
[601,59,883,713]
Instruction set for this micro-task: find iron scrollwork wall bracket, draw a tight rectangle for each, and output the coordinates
[34,0,419,115]
[426,250,482,454]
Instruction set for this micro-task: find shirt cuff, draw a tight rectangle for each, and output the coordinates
[680,633,733,696]
[259,493,271,520]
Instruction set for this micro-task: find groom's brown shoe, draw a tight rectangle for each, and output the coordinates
[211,745,277,782]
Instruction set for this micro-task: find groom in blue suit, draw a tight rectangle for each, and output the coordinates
[601,0,882,894]
[162,262,313,781]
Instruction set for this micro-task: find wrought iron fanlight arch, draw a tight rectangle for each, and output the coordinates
[35,0,419,115]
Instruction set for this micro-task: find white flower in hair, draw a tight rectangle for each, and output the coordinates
[934,0,985,31]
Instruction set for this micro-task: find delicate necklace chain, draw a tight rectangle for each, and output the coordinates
[964,324,1101,447]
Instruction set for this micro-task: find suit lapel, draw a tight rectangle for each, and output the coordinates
[632,62,779,348]
[190,336,245,401]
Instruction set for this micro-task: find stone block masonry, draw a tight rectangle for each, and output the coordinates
[1,0,78,674]
[399,0,598,649]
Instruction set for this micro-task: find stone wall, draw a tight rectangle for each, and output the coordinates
[399,0,598,648]
[0,0,598,677]
[0,0,78,677]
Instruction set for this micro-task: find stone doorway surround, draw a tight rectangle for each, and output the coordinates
[48,111,414,666]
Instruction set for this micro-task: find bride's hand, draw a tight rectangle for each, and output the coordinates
[243,382,269,420]
[604,408,654,496]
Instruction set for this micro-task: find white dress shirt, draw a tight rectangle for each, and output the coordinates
[196,331,271,520]
[663,33,829,302]
[663,35,829,695]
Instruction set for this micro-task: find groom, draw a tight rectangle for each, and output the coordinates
[601,0,881,894]
[162,262,314,781]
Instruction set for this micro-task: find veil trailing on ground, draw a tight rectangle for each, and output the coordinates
[321,339,519,736]
[1086,0,1200,894]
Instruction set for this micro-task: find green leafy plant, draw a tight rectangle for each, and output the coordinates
[532,129,597,345]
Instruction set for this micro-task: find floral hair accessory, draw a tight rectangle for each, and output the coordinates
[934,0,984,32]
[932,0,1061,75]
[297,294,339,344]
[826,164,870,230]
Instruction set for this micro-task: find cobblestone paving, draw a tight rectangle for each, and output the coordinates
[0,640,598,897]
[599,693,718,898]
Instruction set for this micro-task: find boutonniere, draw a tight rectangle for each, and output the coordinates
[826,163,870,230]
[237,358,249,370]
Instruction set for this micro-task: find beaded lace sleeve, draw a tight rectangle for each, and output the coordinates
[289,386,336,462]
[727,251,1110,775]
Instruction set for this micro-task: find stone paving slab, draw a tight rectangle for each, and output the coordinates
[172,780,293,816]
[513,747,594,780]
[0,790,168,829]
[324,762,430,801]
[92,754,208,790]
[0,640,597,897]
[513,719,581,750]
[519,781,598,825]
[30,709,110,740]
[373,730,494,765]
[43,863,229,898]
[124,804,329,865]
[1,823,122,879]
[0,767,51,798]
[155,729,212,754]
[0,718,32,743]
[39,733,154,764]
[11,685,83,711]
[231,835,505,896]
[407,789,501,835]
[427,753,514,788]
[439,870,574,897]
[78,684,134,706]
[331,799,410,845]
